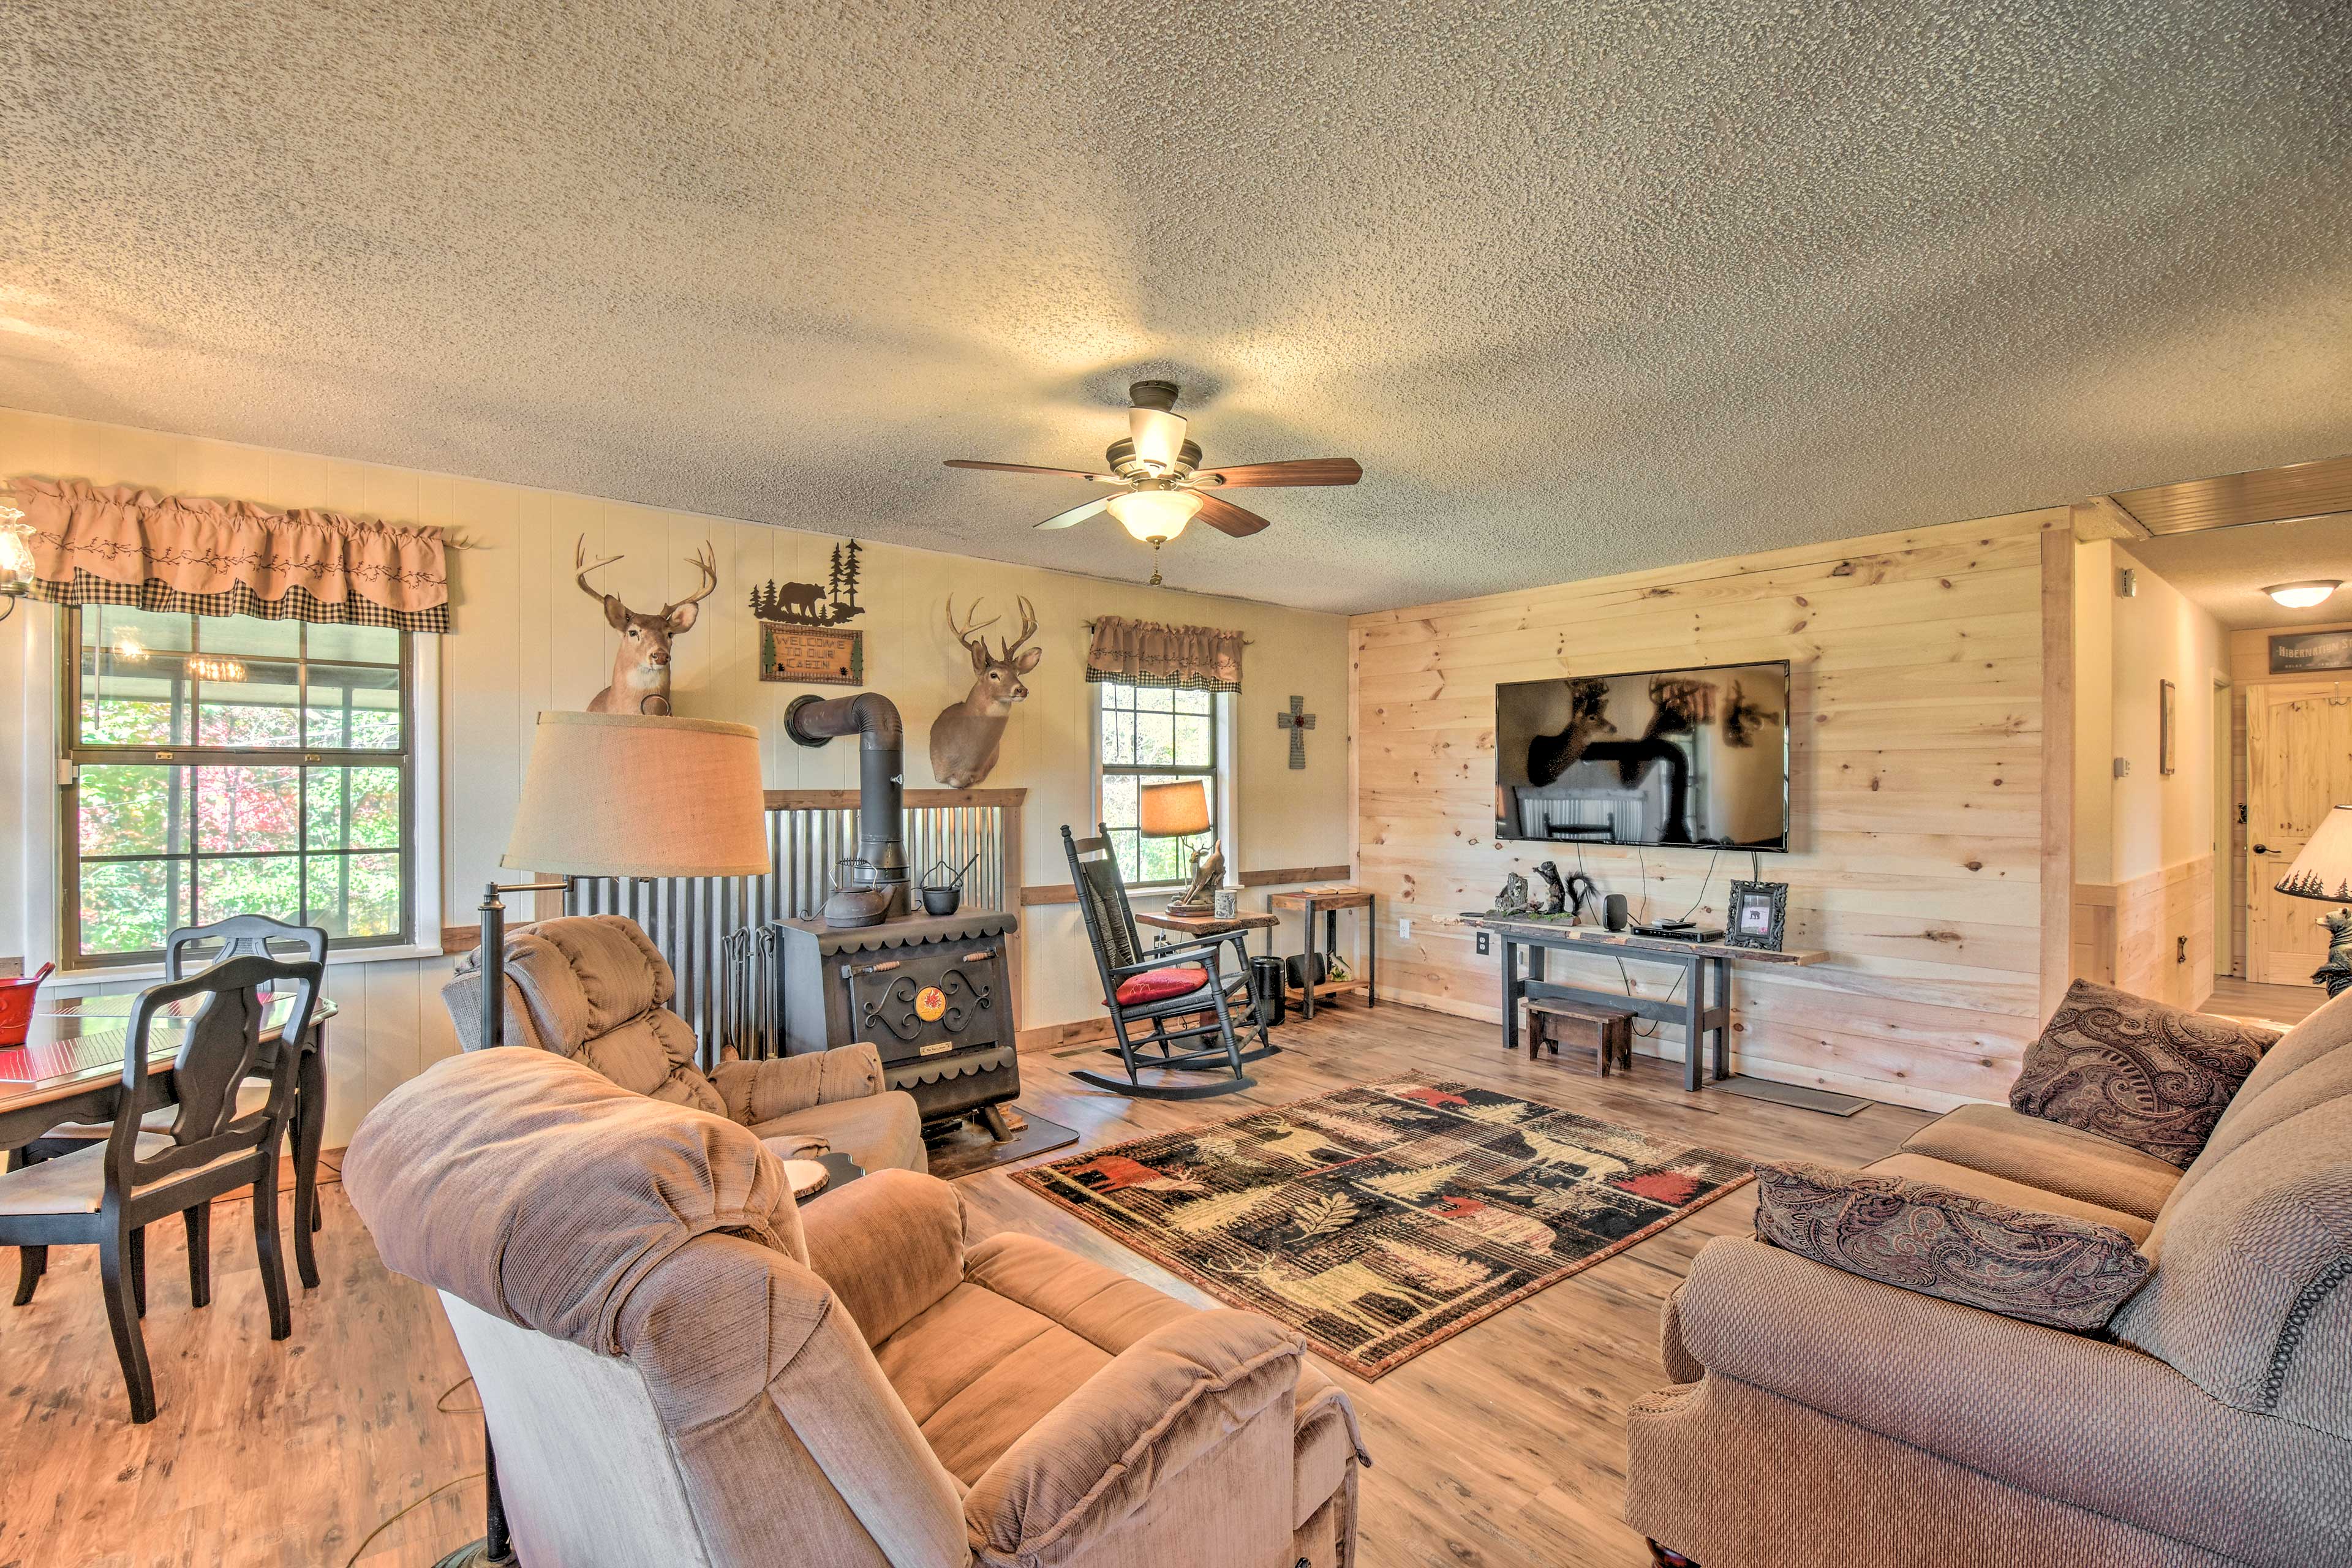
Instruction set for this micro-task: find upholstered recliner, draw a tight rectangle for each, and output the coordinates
[443,913,925,1174]
[344,1047,1367,1567]
[1628,986,2352,1567]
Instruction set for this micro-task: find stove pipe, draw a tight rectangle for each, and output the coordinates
[785,691,910,917]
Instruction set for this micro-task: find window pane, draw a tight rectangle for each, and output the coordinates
[80,646,191,745]
[78,765,193,856]
[307,851,402,938]
[305,624,401,665]
[1175,688,1212,714]
[306,766,402,851]
[195,766,301,853]
[1134,712,1175,765]
[78,859,192,957]
[195,853,302,926]
[197,614,301,661]
[1174,713,1211,766]
[1101,709,1134,766]
[1100,772,1138,831]
[1112,829,1140,884]
[306,663,403,749]
[1140,833,1182,884]
[195,659,303,746]
[82,606,194,655]
[1135,685,1175,714]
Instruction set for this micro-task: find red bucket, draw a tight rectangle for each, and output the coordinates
[0,962,55,1046]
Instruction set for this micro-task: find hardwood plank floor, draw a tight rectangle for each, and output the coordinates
[0,1002,1929,1567]
[2207,974,2329,1031]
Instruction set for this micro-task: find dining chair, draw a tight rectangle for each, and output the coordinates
[0,954,322,1423]
[17,915,331,1307]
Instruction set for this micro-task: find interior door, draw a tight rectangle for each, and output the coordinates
[2245,680,2352,982]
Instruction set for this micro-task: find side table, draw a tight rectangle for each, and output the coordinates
[1267,885,1378,1020]
[1136,907,1282,1058]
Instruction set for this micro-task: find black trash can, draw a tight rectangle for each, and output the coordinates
[1249,955,1288,1029]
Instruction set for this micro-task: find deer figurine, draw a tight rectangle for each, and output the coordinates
[575,537,719,715]
[928,596,1041,788]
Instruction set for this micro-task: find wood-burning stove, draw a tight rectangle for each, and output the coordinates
[771,908,1020,1131]
[770,688,1023,1136]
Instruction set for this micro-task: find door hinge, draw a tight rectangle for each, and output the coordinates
[2237,803,2248,825]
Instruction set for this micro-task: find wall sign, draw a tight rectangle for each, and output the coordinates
[760,622,864,685]
[2269,628,2352,676]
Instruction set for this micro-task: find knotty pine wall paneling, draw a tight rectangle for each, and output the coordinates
[1351,509,2067,1114]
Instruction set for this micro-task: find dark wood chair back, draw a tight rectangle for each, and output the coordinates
[1064,823,1144,995]
[163,914,328,982]
[113,954,322,1193]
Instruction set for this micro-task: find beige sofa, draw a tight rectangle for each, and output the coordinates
[345,1047,1368,1567]
[443,913,926,1174]
[1627,986,2352,1566]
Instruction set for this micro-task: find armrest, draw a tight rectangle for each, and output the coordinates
[799,1168,967,1348]
[1107,943,1227,977]
[711,1041,884,1125]
[1673,1237,2351,1566]
[965,1310,1304,1568]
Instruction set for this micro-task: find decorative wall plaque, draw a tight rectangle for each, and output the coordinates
[760,622,863,685]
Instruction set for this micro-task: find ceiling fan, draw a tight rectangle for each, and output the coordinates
[944,380,1362,582]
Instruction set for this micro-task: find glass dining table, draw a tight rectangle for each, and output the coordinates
[0,990,338,1290]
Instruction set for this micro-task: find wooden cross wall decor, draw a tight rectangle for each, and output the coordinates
[1276,695,1317,769]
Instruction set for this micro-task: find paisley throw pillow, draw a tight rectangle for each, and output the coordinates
[1754,1160,2152,1332]
[2010,979,2277,1167]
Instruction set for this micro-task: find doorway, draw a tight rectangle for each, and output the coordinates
[2244,679,2352,984]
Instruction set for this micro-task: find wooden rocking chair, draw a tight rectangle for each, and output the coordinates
[1063,823,1264,1100]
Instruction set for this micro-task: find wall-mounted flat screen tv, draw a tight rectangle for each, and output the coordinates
[1495,660,1790,851]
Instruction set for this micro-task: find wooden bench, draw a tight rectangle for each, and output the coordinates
[1526,998,1635,1076]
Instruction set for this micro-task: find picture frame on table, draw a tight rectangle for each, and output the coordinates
[1724,880,1788,951]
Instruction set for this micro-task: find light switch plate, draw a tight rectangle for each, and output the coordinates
[2114,757,2131,778]
[1398,918,1412,940]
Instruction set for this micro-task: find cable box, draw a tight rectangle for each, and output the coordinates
[1631,923,1724,942]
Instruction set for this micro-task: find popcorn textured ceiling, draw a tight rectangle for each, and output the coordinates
[2,1,2347,614]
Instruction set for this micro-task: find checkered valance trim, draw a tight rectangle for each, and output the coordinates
[1087,670,1242,693]
[32,570,449,633]
[1084,615,1244,692]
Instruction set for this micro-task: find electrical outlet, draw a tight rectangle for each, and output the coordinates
[1398,917,1413,940]
[1476,930,1491,956]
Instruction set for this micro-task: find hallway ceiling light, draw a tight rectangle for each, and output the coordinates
[2263,580,2341,609]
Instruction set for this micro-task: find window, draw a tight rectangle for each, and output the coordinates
[1096,681,1226,886]
[64,606,414,966]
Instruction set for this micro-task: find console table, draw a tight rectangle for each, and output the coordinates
[1462,916,1826,1092]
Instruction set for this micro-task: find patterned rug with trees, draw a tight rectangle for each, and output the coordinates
[1016,1077,1753,1379]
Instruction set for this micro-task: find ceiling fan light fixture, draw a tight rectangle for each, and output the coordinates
[1107,488,1201,544]
[2264,579,2341,609]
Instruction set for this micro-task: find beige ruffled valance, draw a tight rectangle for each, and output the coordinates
[6,475,450,633]
[1085,615,1245,692]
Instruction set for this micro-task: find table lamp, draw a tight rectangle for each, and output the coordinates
[2274,803,2352,998]
[1140,778,1221,917]
[447,709,768,1568]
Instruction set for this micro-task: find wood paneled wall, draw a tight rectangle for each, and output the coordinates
[1351,509,2065,1114]
[2073,856,2215,1008]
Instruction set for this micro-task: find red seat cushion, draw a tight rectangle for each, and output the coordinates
[1115,965,1211,1006]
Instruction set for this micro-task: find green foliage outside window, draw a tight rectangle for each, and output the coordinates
[1097,682,1219,886]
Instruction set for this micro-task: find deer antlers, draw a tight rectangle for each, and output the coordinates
[573,536,718,616]
[665,541,719,619]
[945,595,1040,664]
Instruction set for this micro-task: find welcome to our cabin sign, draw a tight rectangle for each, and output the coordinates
[759,622,864,685]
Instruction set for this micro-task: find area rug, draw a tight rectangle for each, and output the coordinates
[1014,1077,1754,1379]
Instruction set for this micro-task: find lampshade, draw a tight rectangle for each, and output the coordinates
[2277,805,2352,905]
[502,711,769,878]
[1107,488,1201,543]
[1139,778,1212,839]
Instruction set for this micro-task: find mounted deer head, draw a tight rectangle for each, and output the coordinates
[927,595,1042,788]
[575,537,718,715]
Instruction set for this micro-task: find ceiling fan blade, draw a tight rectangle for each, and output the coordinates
[1193,492,1271,538]
[1193,458,1362,488]
[1128,408,1188,471]
[1034,496,1112,530]
[945,459,1121,482]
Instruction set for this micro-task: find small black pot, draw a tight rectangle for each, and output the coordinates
[921,885,962,918]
